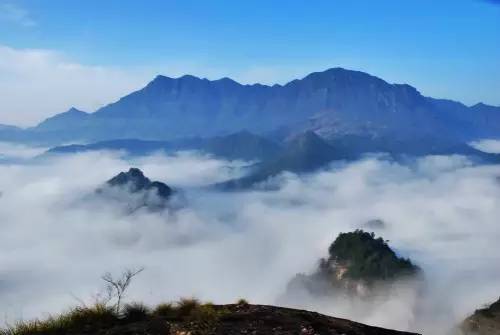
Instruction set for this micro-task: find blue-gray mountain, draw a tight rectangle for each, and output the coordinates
[2,68,499,144]
[46,130,500,189]
[46,130,282,161]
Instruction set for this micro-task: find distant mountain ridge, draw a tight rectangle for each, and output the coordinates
[46,130,282,161]
[45,129,500,189]
[2,67,499,145]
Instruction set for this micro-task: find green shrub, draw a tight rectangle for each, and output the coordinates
[153,303,178,319]
[186,302,219,322]
[236,298,249,306]
[122,302,150,322]
[176,298,201,318]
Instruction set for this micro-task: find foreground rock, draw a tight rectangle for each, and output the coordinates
[96,168,174,212]
[13,304,418,335]
[461,297,500,335]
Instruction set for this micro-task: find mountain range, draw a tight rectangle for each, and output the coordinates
[1,67,499,145]
[46,129,500,189]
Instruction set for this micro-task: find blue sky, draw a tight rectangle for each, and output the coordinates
[0,0,499,125]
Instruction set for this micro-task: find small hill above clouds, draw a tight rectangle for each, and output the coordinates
[284,230,420,300]
[461,297,500,335]
[96,168,174,212]
[216,131,352,189]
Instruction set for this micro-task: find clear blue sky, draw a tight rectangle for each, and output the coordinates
[1,0,499,116]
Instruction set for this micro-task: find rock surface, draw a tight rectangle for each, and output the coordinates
[285,230,420,299]
[461,297,500,335]
[65,304,420,335]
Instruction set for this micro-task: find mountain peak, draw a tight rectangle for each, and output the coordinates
[66,107,86,114]
[286,131,328,148]
[107,167,149,189]
[103,167,174,211]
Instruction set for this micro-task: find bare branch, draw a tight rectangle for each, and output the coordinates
[100,267,145,313]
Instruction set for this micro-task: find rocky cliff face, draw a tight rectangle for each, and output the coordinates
[461,297,500,335]
[286,230,420,299]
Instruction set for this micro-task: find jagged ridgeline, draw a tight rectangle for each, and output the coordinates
[96,168,175,212]
[286,230,420,298]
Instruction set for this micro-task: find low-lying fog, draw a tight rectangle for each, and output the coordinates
[1,143,500,334]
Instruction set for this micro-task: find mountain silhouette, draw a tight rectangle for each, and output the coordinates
[3,67,499,145]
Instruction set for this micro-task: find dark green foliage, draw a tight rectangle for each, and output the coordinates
[236,298,249,306]
[152,303,177,319]
[176,298,201,318]
[122,302,150,322]
[326,229,419,280]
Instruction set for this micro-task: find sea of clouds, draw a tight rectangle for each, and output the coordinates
[1,143,500,334]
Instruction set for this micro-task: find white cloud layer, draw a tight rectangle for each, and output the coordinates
[0,45,153,126]
[470,139,500,154]
[0,147,499,335]
[0,44,323,127]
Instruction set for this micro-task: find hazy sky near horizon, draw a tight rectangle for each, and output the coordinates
[0,0,499,126]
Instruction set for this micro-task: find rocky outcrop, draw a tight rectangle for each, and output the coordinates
[27,304,420,335]
[97,168,174,212]
[461,297,500,335]
[285,230,420,299]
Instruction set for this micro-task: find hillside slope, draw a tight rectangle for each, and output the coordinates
[1,303,419,335]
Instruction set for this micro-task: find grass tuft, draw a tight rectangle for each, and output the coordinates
[0,303,118,335]
[236,298,249,306]
[122,302,150,322]
[176,297,201,318]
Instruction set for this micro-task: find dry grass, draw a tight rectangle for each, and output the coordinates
[1,298,246,335]
[0,303,118,335]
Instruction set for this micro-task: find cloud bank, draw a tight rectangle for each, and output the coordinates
[0,45,153,127]
[0,147,499,334]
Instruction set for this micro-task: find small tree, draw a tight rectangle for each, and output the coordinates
[101,267,144,313]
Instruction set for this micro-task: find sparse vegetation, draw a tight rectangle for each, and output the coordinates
[100,267,144,313]
[0,303,118,335]
[152,302,177,318]
[0,298,236,335]
[0,299,414,335]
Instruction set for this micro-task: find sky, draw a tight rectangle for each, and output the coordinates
[0,0,499,126]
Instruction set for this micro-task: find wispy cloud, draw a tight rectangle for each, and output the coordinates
[0,2,36,27]
[0,45,153,126]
